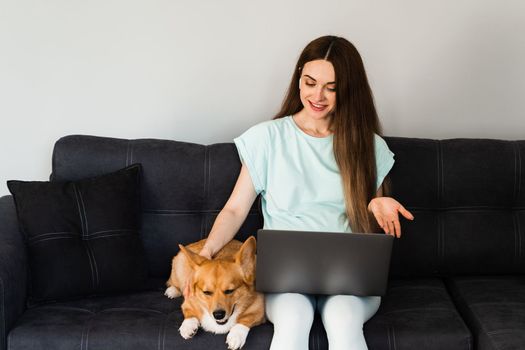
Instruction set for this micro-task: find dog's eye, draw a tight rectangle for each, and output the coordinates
[224,289,235,295]
[203,291,213,296]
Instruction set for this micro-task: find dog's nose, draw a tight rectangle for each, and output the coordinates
[213,309,226,320]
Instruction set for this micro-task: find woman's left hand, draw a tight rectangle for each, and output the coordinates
[368,197,414,238]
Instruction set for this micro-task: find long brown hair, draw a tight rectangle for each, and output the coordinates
[274,35,390,233]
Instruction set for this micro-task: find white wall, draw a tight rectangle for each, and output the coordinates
[1,0,524,196]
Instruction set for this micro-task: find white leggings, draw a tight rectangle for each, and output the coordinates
[265,293,381,350]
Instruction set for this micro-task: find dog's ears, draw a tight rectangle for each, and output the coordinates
[178,244,208,269]
[235,236,256,285]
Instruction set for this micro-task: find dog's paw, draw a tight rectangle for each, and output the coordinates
[179,317,199,339]
[164,286,181,299]
[226,324,250,350]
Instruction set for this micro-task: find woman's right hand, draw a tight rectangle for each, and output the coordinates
[183,248,213,298]
[199,246,213,260]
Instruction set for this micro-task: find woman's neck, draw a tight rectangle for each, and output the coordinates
[292,111,334,137]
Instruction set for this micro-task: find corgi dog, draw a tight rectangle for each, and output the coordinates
[164,236,265,350]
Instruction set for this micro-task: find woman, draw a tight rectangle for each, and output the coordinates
[190,35,414,350]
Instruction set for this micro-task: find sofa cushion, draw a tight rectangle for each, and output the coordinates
[7,164,148,303]
[448,276,525,350]
[7,290,273,350]
[364,279,472,350]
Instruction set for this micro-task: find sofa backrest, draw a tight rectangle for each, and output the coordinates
[51,135,525,279]
[385,137,525,278]
[51,135,262,278]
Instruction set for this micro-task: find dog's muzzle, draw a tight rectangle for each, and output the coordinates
[213,309,226,321]
[213,305,235,325]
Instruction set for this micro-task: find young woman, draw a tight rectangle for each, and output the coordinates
[191,35,414,350]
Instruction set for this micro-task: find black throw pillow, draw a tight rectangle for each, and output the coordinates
[7,164,148,302]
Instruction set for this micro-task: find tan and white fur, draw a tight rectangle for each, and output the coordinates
[165,236,265,350]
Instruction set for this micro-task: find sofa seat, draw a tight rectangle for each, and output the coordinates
[7,290,273,350]
[7,280,472,350]
[364,279,472,350]
[448,276,525,350]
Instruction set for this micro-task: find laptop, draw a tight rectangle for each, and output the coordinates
[255,229,394,296]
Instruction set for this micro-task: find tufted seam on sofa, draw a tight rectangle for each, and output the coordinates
[140,209,275,218]
[28,231,137,244]
[85,229,136,238]
[386,325,391,349]
[200,146,206,239]
[73,184,87,236]
[28,236,76,244]
[387,324,395,350]
[513,141,522,203]
[513,142,522,266]
[487,328,525,335]
[157,312,173,350]
[33,306,95,314]
[143,208,269,213]
[437,140,445,271]
[144,209,221,214]
[381,307,453,316]
[80,314,96,350]
[73,184,96,289]
[518,212,523,263]
[515,142,523,263]
[125,140,132,167]
[466,334,472,350]
[387,285,447,291]
[78,188,91,235]
[390,325,398,350]
[78,189,100,288]
[129,140,134,165]
[513,212,521,266]
[201,146,209,239]
[98,307,165,314]
[33,306,170,315]
[200,212,206,240]
[207,145,212,237]
[27,232,74,241]
[1,276,5,350]
[468,301,525,307]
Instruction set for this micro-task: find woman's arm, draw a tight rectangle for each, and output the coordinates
[183,164,257,298]
[199,163,258,258]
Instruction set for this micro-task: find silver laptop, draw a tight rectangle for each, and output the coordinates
[255,229,394,296]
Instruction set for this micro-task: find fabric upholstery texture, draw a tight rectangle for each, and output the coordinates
[448,276,525,350]
[7,164,148,303]
[385,137,525,278]
[1,134,524,350]
[0,196,27,350]
[364,279,471,350]
[7,290,273,350]
[50,136,264,279]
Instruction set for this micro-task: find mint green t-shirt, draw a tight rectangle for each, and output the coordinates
[233,115,395,233]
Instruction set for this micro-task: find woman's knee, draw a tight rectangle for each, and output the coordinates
[265,293,316,328]
[266,293,315,350]
[318,295,380,350]
[319,295,381,326]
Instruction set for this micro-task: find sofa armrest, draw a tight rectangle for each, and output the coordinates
[0,195,27,350]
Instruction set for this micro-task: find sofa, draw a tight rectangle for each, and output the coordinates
[1,134,524,350]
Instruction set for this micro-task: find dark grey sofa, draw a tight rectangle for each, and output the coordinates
[1,134,524,350]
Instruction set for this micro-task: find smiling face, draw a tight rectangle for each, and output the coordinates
[299,59,337,121]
